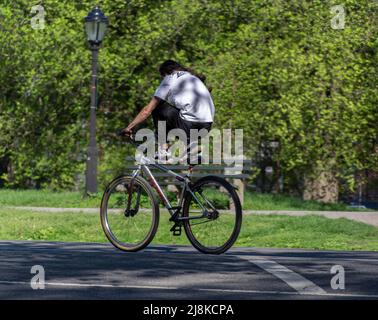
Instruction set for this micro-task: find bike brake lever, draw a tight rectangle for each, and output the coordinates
[116,130,140,148]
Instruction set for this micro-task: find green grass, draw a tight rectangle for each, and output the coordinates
[0,189,370,211]
[0,189,102,208]
[243,191,371,211]
[1,209,377,251]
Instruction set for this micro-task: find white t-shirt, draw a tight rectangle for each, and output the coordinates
[154,71,215,122]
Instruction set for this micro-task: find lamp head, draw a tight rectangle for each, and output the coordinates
[84,6,108,45]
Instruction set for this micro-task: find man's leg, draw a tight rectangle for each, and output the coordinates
[177,119,213,164]
[152,100,180,142]
[151,101,182,162]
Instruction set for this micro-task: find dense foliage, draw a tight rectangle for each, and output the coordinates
[0,0,377,202]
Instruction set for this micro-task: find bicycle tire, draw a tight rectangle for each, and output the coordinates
[100,175,159,252]
[182,175,242,254]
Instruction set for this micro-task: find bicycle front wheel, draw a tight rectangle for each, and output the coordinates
[182,176,242,254]
[100,175,159,252]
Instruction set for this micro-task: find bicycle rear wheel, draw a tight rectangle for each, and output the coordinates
[182,176,242,254]
[100,175,159,252]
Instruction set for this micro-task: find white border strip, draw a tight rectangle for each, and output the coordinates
[236,255,327,295]
[0,280,177,290]
[1,280,378,298]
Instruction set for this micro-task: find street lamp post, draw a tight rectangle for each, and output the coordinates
[84,6,108,194]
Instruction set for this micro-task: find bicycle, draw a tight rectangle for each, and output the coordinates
[100,134,242,254]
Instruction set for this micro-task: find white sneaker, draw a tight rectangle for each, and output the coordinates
[155,148,172,164]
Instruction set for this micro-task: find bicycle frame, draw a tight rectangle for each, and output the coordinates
[129,154,209,221]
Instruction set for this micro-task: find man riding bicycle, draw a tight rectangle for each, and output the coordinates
[121,60,215,163]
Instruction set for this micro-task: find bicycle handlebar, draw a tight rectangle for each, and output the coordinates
[117,129,138,147]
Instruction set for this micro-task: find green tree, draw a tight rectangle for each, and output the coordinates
[0,0,376,204]
[206,0,377,202]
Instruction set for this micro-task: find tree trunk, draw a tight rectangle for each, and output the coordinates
[303,169,339,203]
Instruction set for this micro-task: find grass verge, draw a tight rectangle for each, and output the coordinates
[1,209,377,251]
[0,189,370,211]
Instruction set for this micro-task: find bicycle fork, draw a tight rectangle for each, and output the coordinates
[125,170,141,217]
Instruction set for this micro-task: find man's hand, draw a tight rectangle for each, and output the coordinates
[119,127,133,137]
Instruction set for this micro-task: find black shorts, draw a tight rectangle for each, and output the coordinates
[152,100,212,143]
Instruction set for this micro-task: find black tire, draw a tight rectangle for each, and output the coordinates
[182,176,242,254]
[100,175,159,252]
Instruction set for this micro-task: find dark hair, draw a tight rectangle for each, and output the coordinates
[158,60,207,83]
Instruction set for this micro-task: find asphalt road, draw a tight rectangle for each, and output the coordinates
[0,240,378,300]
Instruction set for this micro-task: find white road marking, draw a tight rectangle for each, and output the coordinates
[0,280,177,290]
[1,280,378,298]
[236,255,327,295]
[198,288,378,298]
[230,254,378,263]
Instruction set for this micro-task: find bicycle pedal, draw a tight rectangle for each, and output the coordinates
[170,223,182,236]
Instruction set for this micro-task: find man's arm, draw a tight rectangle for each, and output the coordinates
[122,96,160,135]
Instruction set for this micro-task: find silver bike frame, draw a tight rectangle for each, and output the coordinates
[130,154,208,219]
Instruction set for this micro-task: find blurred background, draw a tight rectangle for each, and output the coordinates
[0,0,377,207]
